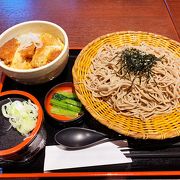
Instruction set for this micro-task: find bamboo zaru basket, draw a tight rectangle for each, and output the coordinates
[72,31,180,139]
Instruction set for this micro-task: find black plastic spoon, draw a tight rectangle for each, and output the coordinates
[54,127,123,150]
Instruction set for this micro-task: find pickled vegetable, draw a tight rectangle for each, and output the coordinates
[50,91,83,118]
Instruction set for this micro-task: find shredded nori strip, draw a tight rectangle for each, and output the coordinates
[119,48,164,91]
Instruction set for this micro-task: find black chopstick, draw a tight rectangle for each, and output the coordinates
[119,141,180,152]
[124,152,180,158]
[120,145,180,158]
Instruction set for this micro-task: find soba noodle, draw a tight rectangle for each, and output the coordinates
[85,43,180,120]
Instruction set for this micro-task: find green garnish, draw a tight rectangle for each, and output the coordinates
[57,91,78,99]
[50,91,83,118]
[51,106,78,118]
[50,99,82,113]
[53,93,67,101]
[119,48,164,90]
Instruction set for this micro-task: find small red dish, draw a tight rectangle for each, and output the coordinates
[0,90,45,165]
[44,82,84,124]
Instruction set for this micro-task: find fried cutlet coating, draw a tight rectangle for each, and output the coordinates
[20,44,36,60]
[47,49,61,63]
[30,33,62,68]
[31,46,61,68]
[0,33,64,69]
[0,38,19,65]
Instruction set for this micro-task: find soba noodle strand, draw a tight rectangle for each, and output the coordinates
[85,43,180,120]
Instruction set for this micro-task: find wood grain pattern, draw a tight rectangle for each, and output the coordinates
[165,0,180,39]
[0,0,180,177]
[0,0,179,48]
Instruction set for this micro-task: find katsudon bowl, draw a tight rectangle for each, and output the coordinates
[0,21,69,84]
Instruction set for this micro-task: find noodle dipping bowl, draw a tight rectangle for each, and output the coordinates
[0,90,46,165]
[0,20,69,84]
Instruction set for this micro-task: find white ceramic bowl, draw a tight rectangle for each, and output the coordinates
[0,21,69,84]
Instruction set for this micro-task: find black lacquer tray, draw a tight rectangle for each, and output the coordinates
[2,49,180,175]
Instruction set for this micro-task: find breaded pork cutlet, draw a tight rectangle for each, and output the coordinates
[0,38,19,65]
[20,44,36,60]
[31,33,63,68]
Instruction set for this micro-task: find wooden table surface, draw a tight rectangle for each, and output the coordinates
[0,0,179,48]
[0,0,180,178]
[166,0,180,39]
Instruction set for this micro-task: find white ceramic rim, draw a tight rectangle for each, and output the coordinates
[0,20,69,73]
